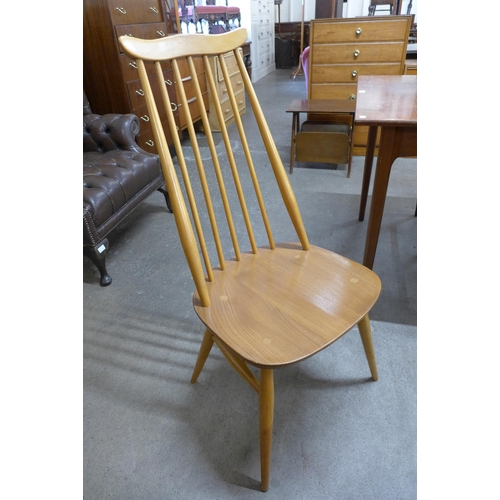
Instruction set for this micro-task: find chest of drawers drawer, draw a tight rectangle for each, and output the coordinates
[311,18,410,44]
[311,63,402,83]
[178,94,209,129]
[310,83,358,100]
[108,0,164,25]
[215,51,240,81]
[115,23,167,53]
[218,73,244,101]
[126,71,176,111]
[219,90,246,122]
[207,50,246,132]
[312,42,406,64]
[136,119,178,153]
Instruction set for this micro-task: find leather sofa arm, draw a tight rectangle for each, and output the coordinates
[83,113,146,154]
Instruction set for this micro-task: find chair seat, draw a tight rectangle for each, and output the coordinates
[195,6,227,14]
[193,243,381,368]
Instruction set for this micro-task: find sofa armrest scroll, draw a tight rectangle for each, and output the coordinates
[83,113,147,154]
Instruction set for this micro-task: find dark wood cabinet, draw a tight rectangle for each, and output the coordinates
[83,0,208,154]
[315,0,343,19]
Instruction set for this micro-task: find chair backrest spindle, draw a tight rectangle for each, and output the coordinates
[119,28,310,307]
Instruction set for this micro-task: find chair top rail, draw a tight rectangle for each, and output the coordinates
[119,28,248,62]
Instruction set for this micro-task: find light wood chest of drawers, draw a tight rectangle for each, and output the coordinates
[308,15,412,155]
[207,50,246,132]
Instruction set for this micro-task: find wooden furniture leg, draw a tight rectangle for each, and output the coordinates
[259,369,274,492]
[357,314,378,381]
[358,125,378,221]
[289,112,298,174]
[347,126,354,178]
[362,125,416,269]
[362,127,397,269]
[191,329,214,383]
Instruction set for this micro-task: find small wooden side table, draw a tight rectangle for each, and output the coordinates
[286,99,356,176]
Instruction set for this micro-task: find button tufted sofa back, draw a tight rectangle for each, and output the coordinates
[83,91,141,154]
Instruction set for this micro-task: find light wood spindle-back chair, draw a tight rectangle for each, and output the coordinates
[119,28,381,492]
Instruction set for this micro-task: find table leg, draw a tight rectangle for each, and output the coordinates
[362,125,417,269]
[289,112,298,174]
[359,125,378,221]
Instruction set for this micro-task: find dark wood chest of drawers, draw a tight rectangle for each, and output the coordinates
[83,0,208,154]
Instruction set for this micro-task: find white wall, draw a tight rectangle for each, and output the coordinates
[274,0,417,23]
[346,0,417,21]
[275,0,316,23]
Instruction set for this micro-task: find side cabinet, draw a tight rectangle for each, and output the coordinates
[308,15,411,155]
[250,0,275,83]
[206,50,246,132]
[83,0,208,154]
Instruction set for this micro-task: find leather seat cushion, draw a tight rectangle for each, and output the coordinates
[300,121,351,134]
[83,150,160,227]
[195,6,227,14]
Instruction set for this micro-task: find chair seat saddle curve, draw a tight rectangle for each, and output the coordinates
[119,28,381,492]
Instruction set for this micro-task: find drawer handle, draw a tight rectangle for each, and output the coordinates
[353,50,360,57]
[146,140,154,147]
[141,115,150,122]
[352,70,358,77]
[225,109,230,114]
[237,80,242,85]
[115,7,126,14]
[150,7,158,13]
[129,62,138,69]
[222,88,228,94]
[135,89,145,96]
[171,102,178,111]
[349,94,356,100]
[156,30,165,37]
[165,79,173,86]
[356,28,362,35]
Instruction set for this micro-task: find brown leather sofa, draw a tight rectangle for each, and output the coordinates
[83,91,171,286]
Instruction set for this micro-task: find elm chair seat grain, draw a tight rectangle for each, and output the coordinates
[119,28,381,492]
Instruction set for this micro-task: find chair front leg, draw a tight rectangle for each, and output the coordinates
[259,369,274,492]
[357,314,379,381]
[191,328,214,383]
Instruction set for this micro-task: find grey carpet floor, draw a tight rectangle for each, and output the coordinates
[83,68,417,499]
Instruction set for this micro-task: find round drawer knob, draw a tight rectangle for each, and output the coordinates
[171,102,178,112]
[349,94,355,100]
[165,79,173,86]
[352,70,358,77]
[353,50,360,57]
[356,28,362,35]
